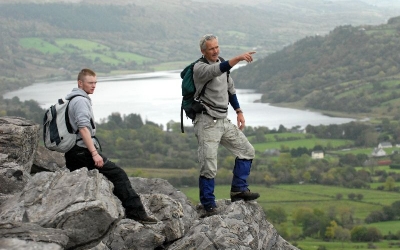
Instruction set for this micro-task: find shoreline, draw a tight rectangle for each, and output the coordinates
[4,69,369,125]
[269,102,369,121]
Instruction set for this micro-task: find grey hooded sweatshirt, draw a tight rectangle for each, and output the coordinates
[193,58,236,119]
[65,88,99,149]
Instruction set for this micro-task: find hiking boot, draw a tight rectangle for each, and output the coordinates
[201,206,219,218]
[230,189,260,202]
[126,210,158,224]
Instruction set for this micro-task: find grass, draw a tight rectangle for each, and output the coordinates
[18,37,154,65]
[178,184,399,220]
[107,51,152,64]
[178,183,400,249]
[82,52,121,65]
[297,238,399,250]
[368,221,400,235]
[355,165,400,175]
[55,38,109,51]
[257,133,354,150]
[123,167,198,179]
[19,37,64,54]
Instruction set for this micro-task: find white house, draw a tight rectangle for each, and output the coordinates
[291,128,306,134]
[371,148,386,157]
[378,142,392,148]
[311,151,324,159]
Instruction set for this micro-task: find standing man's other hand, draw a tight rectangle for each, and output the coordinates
[237,112,245,130]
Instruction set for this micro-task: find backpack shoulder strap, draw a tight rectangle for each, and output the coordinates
[65,95,83,135]
[218,56,230,81]
[195,57,213,98]
[65,94,92,135]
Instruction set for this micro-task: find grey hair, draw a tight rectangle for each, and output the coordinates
[199,34,218,50]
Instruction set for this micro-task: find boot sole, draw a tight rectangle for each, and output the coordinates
[231,196,260,202]
[139,220,158,224]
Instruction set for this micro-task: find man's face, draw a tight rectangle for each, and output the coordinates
[202,38,220,62]
[78,75,97,95]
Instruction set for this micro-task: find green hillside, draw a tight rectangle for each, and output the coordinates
[233,17,400,120]
[0,0,399,95]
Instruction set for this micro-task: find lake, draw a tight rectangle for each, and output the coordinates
[3,70,356,129]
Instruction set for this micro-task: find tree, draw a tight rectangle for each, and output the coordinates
[325,220,338,240]
[278,124,287,133]
[338,207,354,229]
[391,201,400,217]
[347,193,356,200]
[366,227,382,242]
[292,207,314,226]
[264,173,276,187]
[267,206,287,224]
[384,176,396,191]
[365,210,385,224]
[351,225,368,242]
[123,113,143,129]
[254,129,267,143]
[335,227,351,248]
[382,205,396,221]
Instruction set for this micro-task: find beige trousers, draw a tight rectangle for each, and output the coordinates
[193,113,255,179]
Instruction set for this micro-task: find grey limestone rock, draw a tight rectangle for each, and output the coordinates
[0,117,299,250]
[0,237,63,250]
[130,177,198,233]
[0,168,124,250]
[168,199,279,250]
[32,145,66,174]
[0,222,69,249]
[0,117,39,200]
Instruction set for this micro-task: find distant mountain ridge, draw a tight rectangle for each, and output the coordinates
[232,16,400,119]
[1,0,400,100]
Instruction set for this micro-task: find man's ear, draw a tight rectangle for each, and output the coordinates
[78,80,83,88]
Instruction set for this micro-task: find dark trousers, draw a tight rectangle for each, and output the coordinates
[65,145,145,212]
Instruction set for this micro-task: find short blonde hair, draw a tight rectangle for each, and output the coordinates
[77,68,96,81]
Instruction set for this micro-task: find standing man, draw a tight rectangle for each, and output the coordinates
[192,34,260,216]
[64,68,157,224]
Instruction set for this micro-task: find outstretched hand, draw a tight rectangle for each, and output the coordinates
[240,51,256,63]
[229,51,256,67]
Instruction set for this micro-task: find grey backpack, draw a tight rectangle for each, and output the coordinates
[43,95,81,153]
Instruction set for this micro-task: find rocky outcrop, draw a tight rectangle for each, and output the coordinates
[0,117,39,205]
[0,116,299,250]
[31,145,65,174]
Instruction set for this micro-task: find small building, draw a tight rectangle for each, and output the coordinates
[263,149,280,157]
[291,127,306,134]
[311,151,324,159]
[378,142,392,148]
[371,148,386,157]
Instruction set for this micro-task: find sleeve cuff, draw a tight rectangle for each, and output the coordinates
[229,93,240,110]
[220,60,232,73]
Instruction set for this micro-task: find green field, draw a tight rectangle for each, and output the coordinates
[124,167,198,179]
[18,37,153,65]
[297,238,399,250]
[252,133,354,152]
[55,38,109,51]
[19,37,64,54]
[179,184,399,220]
[178,183,400,249]
[123,133,400,249]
